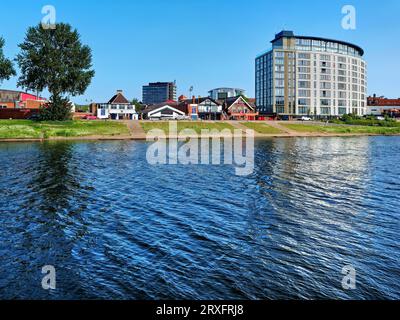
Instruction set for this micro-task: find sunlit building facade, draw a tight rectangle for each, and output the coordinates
[255,31,367,118]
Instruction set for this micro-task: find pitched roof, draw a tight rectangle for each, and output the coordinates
[108,92,130,104]
[224,96,255,111]
[179,97,221,106]
[142,103,186,115]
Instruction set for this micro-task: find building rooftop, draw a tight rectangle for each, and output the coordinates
[270,30,364,56]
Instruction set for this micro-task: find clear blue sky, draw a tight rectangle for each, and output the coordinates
[0,0,399,103]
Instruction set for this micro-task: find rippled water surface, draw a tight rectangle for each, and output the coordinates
[0,137,399,300]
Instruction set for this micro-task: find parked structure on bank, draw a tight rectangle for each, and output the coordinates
[367,95,400,117]
[178,96,222,120]
[222,96,258,121]
[256,30,367,119]
[142,101,186,120]
[0,89,46,109]
[142,82,177,105]
[90,90,138,120]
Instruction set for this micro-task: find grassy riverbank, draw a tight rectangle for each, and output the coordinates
[281,123,400,135]
[240,122,284,134]
[141,121,235,134]
[0,120,129,139]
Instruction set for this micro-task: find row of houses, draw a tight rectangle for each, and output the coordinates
[89,90,259,121]
[1,88,399,120]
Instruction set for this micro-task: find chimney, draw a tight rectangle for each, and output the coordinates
[192,95,196,104]
[117,90,123,94]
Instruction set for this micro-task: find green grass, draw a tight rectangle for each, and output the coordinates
[240,122,284,134]
[0,120,129,139]
[282,123,400,135]
[141,121,235,134]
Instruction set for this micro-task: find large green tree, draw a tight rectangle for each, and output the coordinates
[17,23,95,120]
[0,37,16,84]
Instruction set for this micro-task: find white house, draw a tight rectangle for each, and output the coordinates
[92,90,138,120]
[143,103,186,120]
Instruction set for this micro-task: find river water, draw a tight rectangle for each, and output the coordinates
[0,136,399,299]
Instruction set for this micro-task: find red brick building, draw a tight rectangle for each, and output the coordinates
[367,95,400,116]
[0,89,47,109]
[367,95,400,107]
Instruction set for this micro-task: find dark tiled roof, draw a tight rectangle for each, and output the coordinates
[179,97,221,106]
[142,102,186,114]
[108,92,130,104]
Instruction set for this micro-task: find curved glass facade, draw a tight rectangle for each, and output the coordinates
[256,31,367,117]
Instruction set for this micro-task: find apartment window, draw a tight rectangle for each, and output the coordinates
[320,82,331,89]
[277,106,285,113]
[320,99,330,106]
[298,98,310,105]
[321,61,331,68]
[298,74,311,80]
[298,60,310,66]
[320,54,331,61]
[298,81,311,88]
[298,106,309,114]
[298,53,310,59]
[321,75,331,81]
[298,90,311,97]
[321,91,331,98]
[320,107,331,115]
[338,92,347,99]
[298,67,311,73]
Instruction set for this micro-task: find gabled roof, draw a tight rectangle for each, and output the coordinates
[108,92,130,104]
[143,103,186,116]
[224,96,255,111]
[179,97,221,106]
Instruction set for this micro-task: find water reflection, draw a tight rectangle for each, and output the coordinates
[0,137,399,299]
[1,142,92,299]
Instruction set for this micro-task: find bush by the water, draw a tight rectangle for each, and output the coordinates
[331,114,400,127]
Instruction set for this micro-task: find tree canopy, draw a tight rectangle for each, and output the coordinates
[16,23,95,120]
[0,37,16,84]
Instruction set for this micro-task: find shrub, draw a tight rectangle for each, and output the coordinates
[39,97,73,121]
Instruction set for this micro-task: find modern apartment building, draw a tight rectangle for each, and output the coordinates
[255,31,367,118]
[208,88,246,101]
[142,82,177,105]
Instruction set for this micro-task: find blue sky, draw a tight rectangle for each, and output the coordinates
[0,0,399,103]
